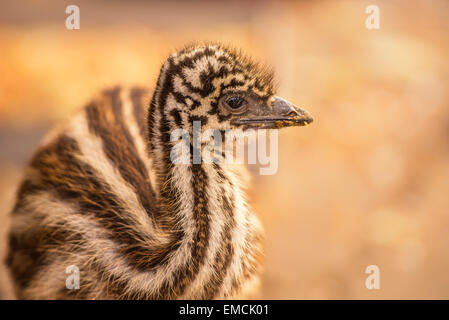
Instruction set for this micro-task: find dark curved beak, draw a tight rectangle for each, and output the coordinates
[232,96,313,129]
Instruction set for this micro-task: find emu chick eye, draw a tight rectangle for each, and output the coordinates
[226,96,247,109]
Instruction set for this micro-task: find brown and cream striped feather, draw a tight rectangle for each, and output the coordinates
[7,43,268,299]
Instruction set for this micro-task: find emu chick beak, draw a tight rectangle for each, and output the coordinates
[269,96,313,128]
[232,96,313,129]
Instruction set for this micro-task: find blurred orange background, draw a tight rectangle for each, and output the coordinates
[1,0,449,299]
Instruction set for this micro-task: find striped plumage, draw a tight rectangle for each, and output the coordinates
[6,43,312,299]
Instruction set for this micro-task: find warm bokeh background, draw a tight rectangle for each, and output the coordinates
[1,0,449,299]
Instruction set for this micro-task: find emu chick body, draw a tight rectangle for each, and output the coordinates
[6,43,312,299]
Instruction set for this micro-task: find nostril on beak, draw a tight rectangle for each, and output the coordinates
[287,110,299,117]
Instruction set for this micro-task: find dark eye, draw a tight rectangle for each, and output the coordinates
[225,96,247,109]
